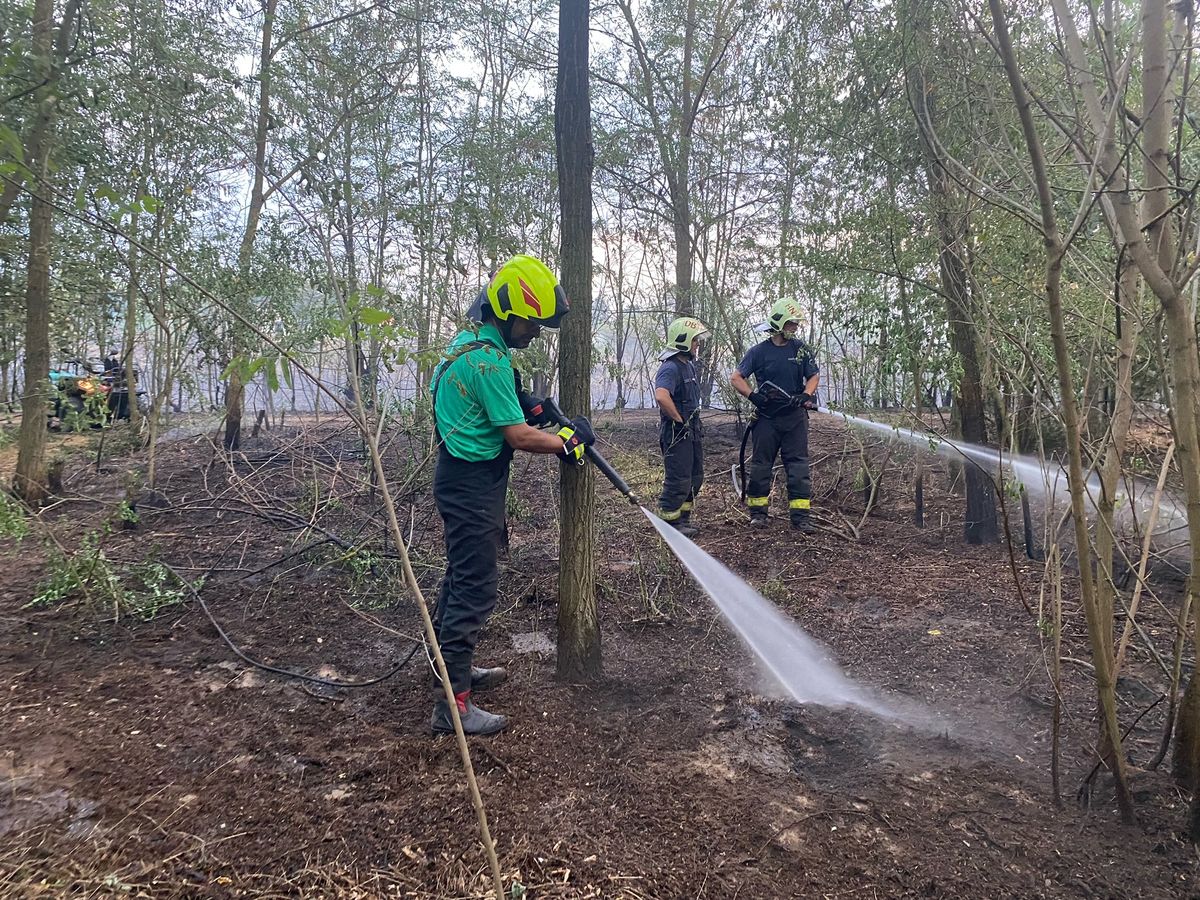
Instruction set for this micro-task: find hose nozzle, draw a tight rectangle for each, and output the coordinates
[542,398,639,505]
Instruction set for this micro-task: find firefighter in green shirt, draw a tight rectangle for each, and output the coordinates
[429,255,594,736]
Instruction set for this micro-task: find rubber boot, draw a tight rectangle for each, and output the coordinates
[428,658,508,691]
[470,665,508,691]
[673,511,698,538]
[749,510,769,528]
[431,690,508,736]
[790,510,815,534]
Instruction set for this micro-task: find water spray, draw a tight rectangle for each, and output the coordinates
[818,406,1188,546]
[538,403,930,725]
[643,510,923,725]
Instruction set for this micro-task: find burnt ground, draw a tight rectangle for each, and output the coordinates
[0,409,1197,898]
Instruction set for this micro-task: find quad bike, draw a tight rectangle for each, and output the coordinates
[48,360,147,429]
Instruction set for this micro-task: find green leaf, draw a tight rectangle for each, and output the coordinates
[265,358,279,393]
[279,355,294,390]
[358,306,393,326]
[220,358,241,381]
[139,194,160,213]
[0,124,22,161]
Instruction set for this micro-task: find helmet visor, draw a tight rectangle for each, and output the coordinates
[539,284,570,330]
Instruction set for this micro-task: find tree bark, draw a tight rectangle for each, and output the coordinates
[225,0,276,451]
[555,0,600,679]
[13,0,78,504]
[992,0,1135,823]
[911,77,997,540]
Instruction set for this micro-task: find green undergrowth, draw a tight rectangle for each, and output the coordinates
[0,491,28,540]
[28,531,200,620]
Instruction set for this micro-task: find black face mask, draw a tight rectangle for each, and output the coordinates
[497,317,516,344]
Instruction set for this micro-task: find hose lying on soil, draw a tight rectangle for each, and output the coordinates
[168,565,421,689]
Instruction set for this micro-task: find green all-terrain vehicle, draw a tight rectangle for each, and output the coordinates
[48,360,146,429]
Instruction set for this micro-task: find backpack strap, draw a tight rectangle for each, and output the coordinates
[431,340,488,440]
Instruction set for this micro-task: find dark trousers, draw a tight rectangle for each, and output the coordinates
[746,410,811,515]
[658,419,704,520]
[433,445,511,694]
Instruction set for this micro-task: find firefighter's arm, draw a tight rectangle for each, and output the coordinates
[502,423,569,454]
[804,373,819,396]
[654,387,684,424]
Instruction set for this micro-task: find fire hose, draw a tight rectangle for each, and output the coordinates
[537,396,640,507]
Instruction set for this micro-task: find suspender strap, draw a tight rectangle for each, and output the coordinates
[431,340,489,441]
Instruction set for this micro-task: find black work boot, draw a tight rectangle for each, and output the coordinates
[431,691,508,736]
[673,511,699,538]
[470,665,508,691]
[749,511,769,528]
[790,510,815,533]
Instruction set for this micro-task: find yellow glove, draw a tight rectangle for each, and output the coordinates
[557,425,586,462]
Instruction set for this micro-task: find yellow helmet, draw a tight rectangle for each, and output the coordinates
[660,316,709,360]
[767,298,805,334]
[467,255,569,329]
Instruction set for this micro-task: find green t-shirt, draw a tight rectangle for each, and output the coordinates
[432,323,525,461]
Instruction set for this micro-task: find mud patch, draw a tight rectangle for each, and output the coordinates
[0,755,97,839]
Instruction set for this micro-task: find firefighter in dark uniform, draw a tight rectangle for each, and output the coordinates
[653,317,709,536]
[730,298,820,532]
[430,254,594,735]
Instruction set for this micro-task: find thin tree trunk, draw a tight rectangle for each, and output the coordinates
[990,0,1135,823]
[555,0,600,679]
[226,0,276,450]
[123,161,148,431]
[1094,255,1141,685]
[906,0,996,542]
[13,0,78,503]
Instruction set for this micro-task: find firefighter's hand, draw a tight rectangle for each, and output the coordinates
[748,391,769,411]
[514,370,550,427]
[557,416,595,462]
[518,391,550,427]
[800,392,817,410]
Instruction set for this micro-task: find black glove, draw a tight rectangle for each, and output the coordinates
[800,392,817,410]
[513,370,550,426]
[557,415,595,462]
[671,418,691,441]
[748,391,769,412]
[518,391,550,427]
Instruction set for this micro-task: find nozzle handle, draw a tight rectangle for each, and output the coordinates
[541,398,639,505]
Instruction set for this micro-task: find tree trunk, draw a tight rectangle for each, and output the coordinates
[123,184,144,430]
[906,0,996,543]
[931,183,996,543]
[226,0,276,451]
[672,0,697,315]
[1094,255,1141,675]
[555,0,600,680]
[14,154,52,503]
[672,185,692,315]
[993,0,1135,822]
[122,0,147,431]
[13,0,72,504]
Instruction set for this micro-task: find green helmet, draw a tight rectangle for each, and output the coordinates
[767,298,805,334]
[466,255,569,329]
[659,316,709,360]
